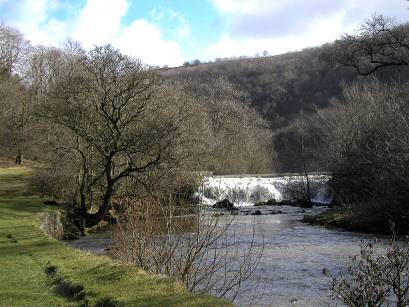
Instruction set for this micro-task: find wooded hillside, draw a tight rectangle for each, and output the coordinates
[162,44,409,172]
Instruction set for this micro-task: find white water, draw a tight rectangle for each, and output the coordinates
[198,174,332,206]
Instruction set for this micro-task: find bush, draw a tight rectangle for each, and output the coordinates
[332,230,409,307]
[111,198,262,301]
[28,167,75,201]
[317,80,409,233]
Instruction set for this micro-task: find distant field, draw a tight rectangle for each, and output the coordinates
[0,167,229,307]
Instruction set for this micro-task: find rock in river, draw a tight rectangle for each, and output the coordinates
[213,199,237,210]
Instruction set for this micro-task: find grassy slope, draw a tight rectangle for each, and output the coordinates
[0,167,229,307]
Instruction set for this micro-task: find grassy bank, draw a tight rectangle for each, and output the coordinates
[303,208,351,230]
[303,207,394,234]
[0,167,230,307]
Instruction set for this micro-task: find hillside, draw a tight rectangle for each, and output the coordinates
[162,46,355,128]
[162,45,408,172]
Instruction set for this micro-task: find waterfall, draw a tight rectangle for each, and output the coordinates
[198,174,332,206]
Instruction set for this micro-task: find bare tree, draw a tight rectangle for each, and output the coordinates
[315,79,409,233]
[0,24,31,163]
[41,45,208,228]
[0,24,28,78]
[181,78,274,174]
[335,15,409,76]
[292,116,312,206]
[0,72,36,165]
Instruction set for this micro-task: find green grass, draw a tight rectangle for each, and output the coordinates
[303,208,351,230]
[0,167,230,307]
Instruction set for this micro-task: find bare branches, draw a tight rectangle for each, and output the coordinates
[335,15,409,76]
[332,232,409,307]
[112,200,263,301]
[37,45,231,227]
[315,79,409,233]
[0,24,28,78]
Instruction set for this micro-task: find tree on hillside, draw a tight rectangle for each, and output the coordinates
[0,25,31,164]
[181,78,274,174]
[0,76,32,164]
[335,15,409,76]
[0,24,28,78]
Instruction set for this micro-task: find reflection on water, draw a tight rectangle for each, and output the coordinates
[70,206,379,306]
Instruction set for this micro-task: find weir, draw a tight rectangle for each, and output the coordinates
[198,174,333,206]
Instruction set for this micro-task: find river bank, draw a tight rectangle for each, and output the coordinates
[303,206,400,234]
[302,208,351,230]
[0,167,229,306]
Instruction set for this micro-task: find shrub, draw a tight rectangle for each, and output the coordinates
[332,230,409,306]
[111,198,263,301]
[317,80,409,233]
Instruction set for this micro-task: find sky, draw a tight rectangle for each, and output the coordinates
[0,0,408,67]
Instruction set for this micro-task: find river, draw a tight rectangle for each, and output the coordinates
[214,205,377,306]
[70,175,381,306]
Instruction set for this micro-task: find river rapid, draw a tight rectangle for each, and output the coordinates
[70,175,383,306]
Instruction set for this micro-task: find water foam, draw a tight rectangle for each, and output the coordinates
[198,175,332,206]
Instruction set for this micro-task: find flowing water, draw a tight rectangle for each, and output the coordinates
[216,205,378,306]
[70,175,382,306]
[198,174,333,206]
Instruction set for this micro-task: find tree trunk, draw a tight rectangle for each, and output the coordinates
[15,153,23,165]
[300,135,312,206]
[16,115,25,165]
[84,182,114,227]
[84,160,115,228]
[302,154,312,206]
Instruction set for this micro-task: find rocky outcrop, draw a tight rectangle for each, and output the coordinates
[41,209,83,240]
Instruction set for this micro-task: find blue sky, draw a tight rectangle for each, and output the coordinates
[0,0,408,67]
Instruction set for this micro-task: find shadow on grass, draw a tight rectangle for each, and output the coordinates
[0,198,43,214]
[54,277,86,301]
[45,264,87,302]
[44,264,126,306]
[95,298,125,307]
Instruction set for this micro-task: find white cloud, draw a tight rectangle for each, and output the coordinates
[113,19,184,67]
[205,11,352,59]
[210,0,409,18]
[12,0,56,45]
[72,0,129,48]
[150,7,191,39]
[206,0,409,60]
[209,0,275,15]
[6,0,186,67]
